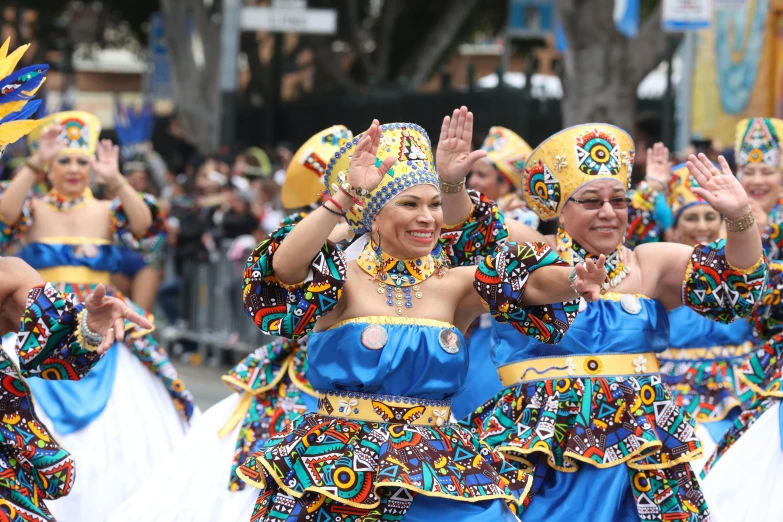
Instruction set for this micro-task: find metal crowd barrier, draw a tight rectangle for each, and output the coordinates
[157,241,273,360]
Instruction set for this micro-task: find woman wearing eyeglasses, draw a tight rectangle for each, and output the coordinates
[442,123,766,521]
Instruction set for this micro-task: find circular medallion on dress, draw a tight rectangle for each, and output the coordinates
[620,294,642,315]
[74,243,99,258]
[361,325,388,350]
[438,329,461,354]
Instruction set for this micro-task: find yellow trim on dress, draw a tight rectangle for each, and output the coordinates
[497,352,660,387]
[599,292,650,302]
[38,267,110,285]
[328,316,455,330]
[236,453,527,509]
[737,372,783,399]
[316,391,452,427]
[658,341,755,361]
[220,356,291,396]
[37,236,112,245]
[726,254,765,275]
[217,392,254,440]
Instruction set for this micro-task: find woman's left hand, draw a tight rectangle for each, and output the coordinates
[91,139,123,188]
[572,255,607,302]
[687,153,749,220]
[84,284,153,353]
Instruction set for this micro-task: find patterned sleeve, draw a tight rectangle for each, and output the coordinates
[749,262,783,340]
[473,242,578,344]
[0,181,34,255]
[439,190,509,267]
[243,224,347,339]
[761,205,783,261]
[682,240,767,324]
[110,192,168,254]
[16,284,104,380]
[624,182,661,249]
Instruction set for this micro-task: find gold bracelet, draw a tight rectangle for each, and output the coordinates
[724,207,755,233]
[25,158,46,175]
[438,177,465,194]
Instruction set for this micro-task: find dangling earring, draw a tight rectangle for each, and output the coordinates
[371,230,384,280]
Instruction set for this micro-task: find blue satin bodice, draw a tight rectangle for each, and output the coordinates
[307,317,468,400]
[19,241,124,273]
[491,294,670,368]
[667,306,752,349]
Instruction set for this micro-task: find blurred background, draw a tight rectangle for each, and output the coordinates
[1,0,781,407]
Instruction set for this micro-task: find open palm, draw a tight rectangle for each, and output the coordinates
[91,139,122,186]
[347,120,396,193]
[687,153,749,220]
[435,106,486,184]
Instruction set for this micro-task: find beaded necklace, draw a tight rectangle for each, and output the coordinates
[556,227,630,292]
[358,241,447,315]
[44,188,94,212]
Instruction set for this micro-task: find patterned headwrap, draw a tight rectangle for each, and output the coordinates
[480,126,533,189]
[323,122,438,235]
[735,117,783,170]
[281,125,352,210]
[0,38,48,155]
[28,110,102,158]
[667,162,709,224]
[522,123,635,221]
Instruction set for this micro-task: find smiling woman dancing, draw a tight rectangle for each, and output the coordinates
[236,119,608,521]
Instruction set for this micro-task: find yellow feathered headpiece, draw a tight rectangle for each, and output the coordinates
[667,162,709,223]
[0,38,48,154]
[735,117,783,170]
[480,126,533,190]
[281,125,353,210]
[522,123,635,221]
[323,122,437,235]
[28,110,102,157]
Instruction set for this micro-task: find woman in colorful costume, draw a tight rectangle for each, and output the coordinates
[0,110,196,521]
[653,158,755,465]
[235,119,610,521]
[446,124,766,521]
[693,118,783,521]
[108,125,353,522]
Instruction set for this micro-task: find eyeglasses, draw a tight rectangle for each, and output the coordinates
[570,197,631,210]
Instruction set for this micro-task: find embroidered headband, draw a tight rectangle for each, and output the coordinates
[323,122,438,235]
[522,123,635,221]
[28,110,102,158]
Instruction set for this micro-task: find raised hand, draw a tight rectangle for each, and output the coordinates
[572,255,607,302]
[435,106,487,184]
[347,120,396,193]
[31,124,66,167]
[90,139,122,187]
[687,153,749,220]
[645,142,671,191]
[84,284,152,353]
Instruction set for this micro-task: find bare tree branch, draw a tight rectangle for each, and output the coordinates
[398,0,481,89]
[628,3,682,84]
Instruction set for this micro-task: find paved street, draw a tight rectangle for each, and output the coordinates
[174,361,234,411]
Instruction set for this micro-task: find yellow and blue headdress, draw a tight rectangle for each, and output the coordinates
[522,123,635,221]
[481,126,533,190]
[323,122,437,235]
[282,125,352,210]
[735,117,783,170]
[667,162,709,224]
[0,39,48,155]
[27,110,101,157]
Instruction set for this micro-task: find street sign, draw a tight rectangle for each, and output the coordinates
[240,6,337,35]
[662,0,714,32]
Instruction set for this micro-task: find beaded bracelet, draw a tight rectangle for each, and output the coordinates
[326,196,345,213]
[77,310,103,351]
[322,202,345,217]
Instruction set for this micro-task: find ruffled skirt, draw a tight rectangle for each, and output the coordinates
[461,373,711,521]
[237,410,531,521]
[40,344,193,522]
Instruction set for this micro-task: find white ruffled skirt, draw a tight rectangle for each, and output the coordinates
[39,343,193,522]
[109,393,257,522]
[700,401,783,521]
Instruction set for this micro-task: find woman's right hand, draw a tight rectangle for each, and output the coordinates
[645,142,671,191]
[347,120,397,193]
[31,124,66,168]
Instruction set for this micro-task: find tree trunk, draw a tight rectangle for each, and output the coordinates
[398,0,482,89]
[160,0,221,154]
[556,1,677,132]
